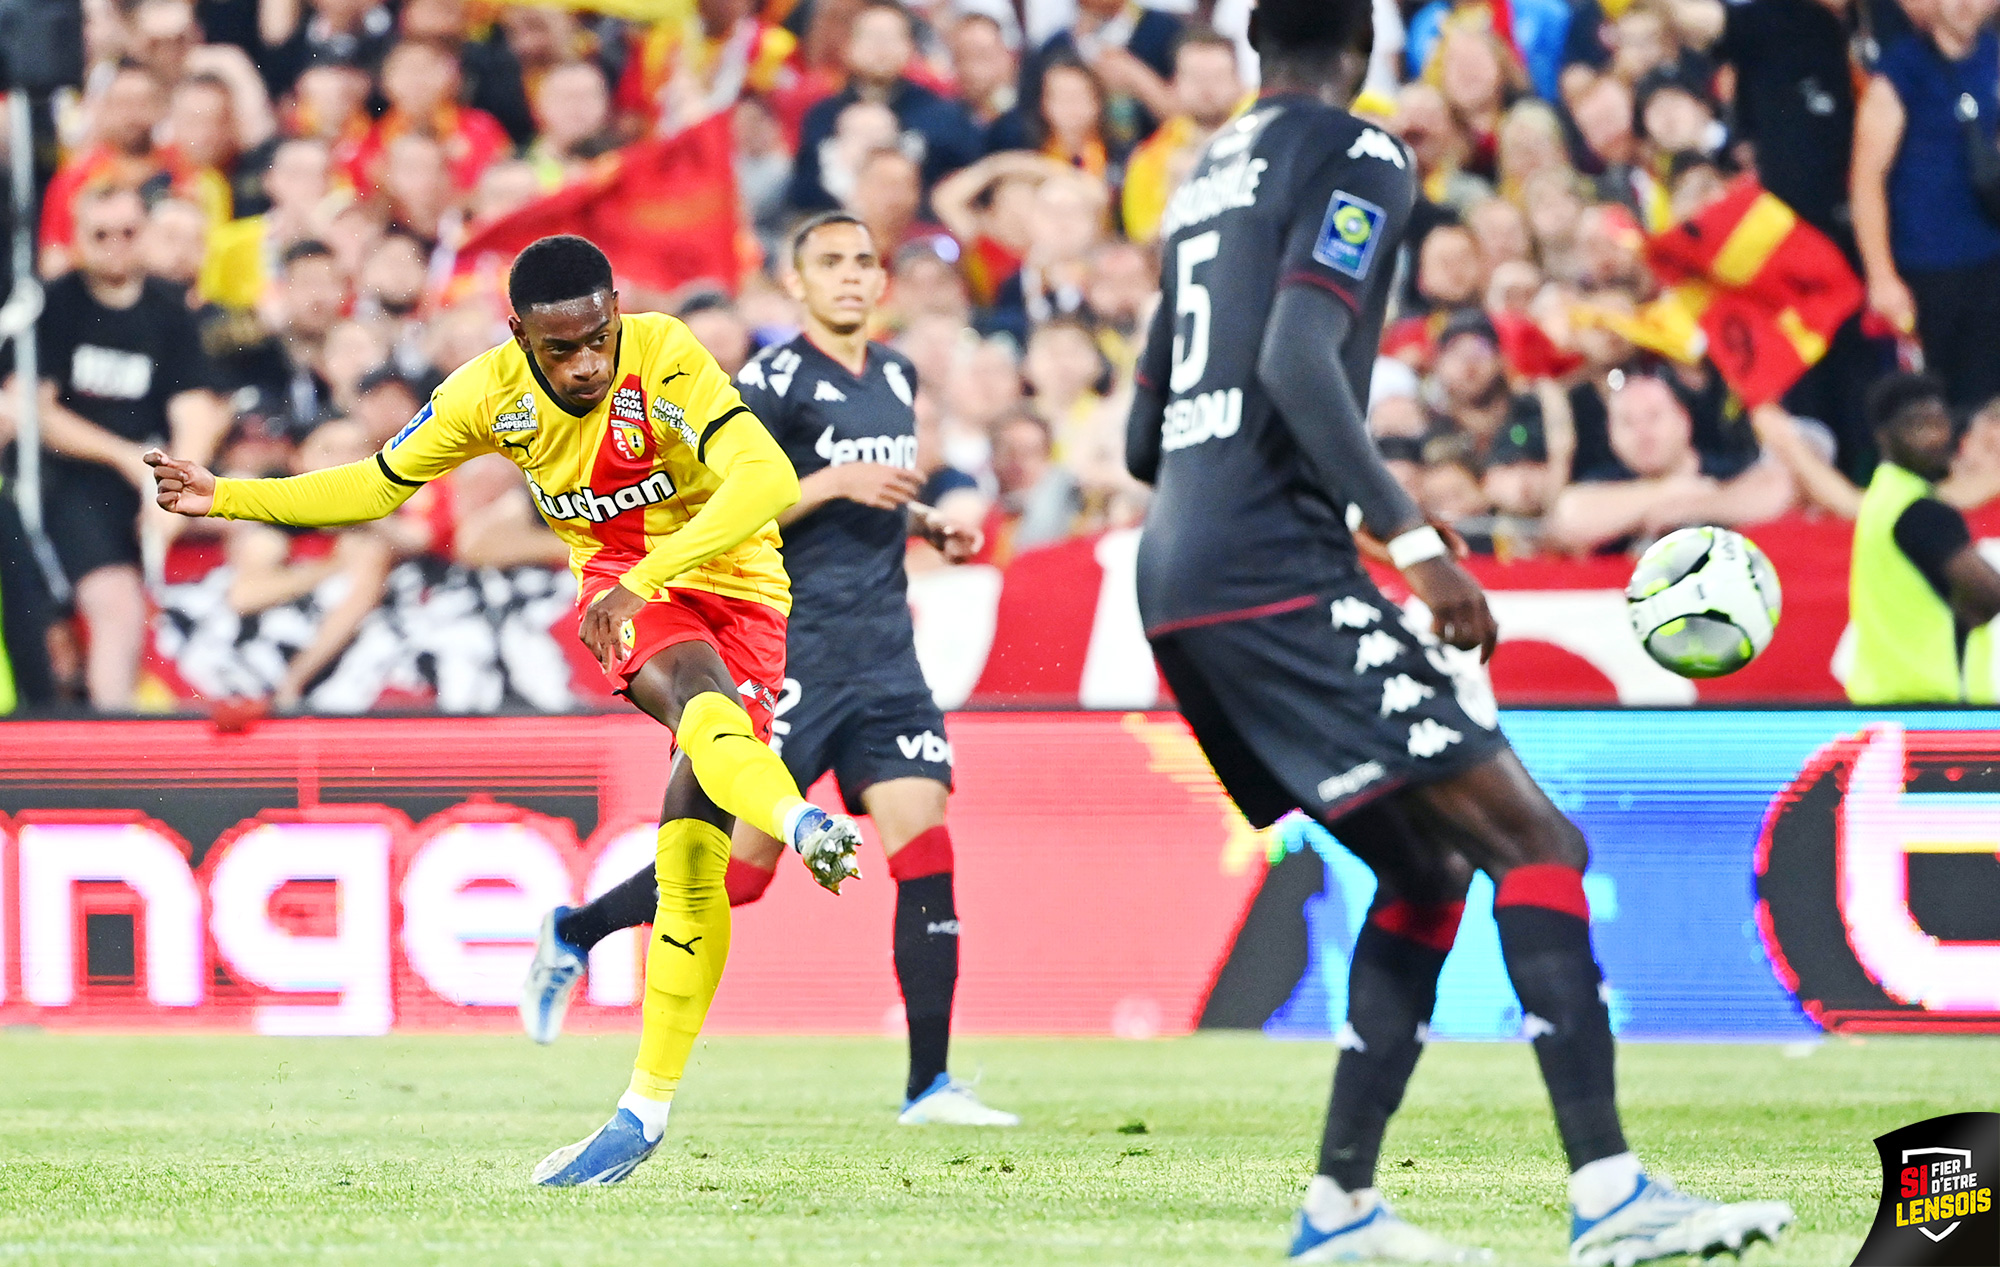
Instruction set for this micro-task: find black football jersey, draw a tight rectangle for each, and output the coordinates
[1133,95,1416,632]
[736,334,922,671]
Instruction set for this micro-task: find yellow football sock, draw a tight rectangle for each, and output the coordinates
[676,690,806,841]
[629,817,733,1103]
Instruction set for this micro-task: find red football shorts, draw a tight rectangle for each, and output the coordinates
[578,584,787,742]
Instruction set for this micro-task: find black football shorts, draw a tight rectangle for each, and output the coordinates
[1149,576,1508,829]
[772,645,953,813]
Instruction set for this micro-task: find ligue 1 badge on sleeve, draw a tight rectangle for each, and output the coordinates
[1854,1114,1999,1266]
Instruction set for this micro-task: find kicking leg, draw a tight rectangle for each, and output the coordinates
[864,778,1016,1126]
[1404,750,1793,1263]
[531,641,852,1185]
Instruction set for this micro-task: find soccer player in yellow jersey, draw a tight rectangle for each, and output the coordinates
[145,234,864,1187]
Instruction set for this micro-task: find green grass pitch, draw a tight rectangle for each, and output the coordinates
[0,1030,1981,1265]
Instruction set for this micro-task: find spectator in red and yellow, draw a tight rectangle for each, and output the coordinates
[615,0,797,136]
[1122,26,1246,244]
[158,73,242,229]
[344,40,510,196]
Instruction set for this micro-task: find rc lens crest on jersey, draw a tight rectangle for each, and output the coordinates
[610,374,649,462]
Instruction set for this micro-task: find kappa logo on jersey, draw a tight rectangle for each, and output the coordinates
[814,423,918,469]
[651,395,697,450]
[883,361,914,406]
[814,380,847,402]
[388,401,435,449]
[1313,191,1386,280]
[609,375,649,461]
[1379,673,1436,717]
[1406,718,1463,758]
[739,347,802,395]
[895,730,953,764]
[492,392,537,434]
[529,470,675,523]
[1355,629,1403,673]
[1329,597,1381,629]
[1346,128,1407,168]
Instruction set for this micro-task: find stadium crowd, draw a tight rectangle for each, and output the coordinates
[7,0,2000,711]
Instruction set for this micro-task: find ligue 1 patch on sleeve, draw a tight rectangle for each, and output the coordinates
[1313,191,1386,280]
[388,401,434,449]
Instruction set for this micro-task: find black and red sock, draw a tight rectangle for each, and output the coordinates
[1493,864,1627,1170]
[1318,898,1462,1189]
[554,864,656,953]
[890,825,959,1101]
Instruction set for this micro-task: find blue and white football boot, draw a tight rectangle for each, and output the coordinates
[786,805,863,893]
[532,1108,659,1186]
[1289,1182,1492,1262]
[1570,1174,1794,1265]
[897,1073,1020,1126]
[519,906,585,1045]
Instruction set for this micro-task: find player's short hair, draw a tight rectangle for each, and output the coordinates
[1251,0,1368,65]
[789,211,871,267]
[508,235,614,313]
[855,0,913,33]
[1866,372,1948,433]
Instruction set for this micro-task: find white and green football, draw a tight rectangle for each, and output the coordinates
[1625,526,1783,678]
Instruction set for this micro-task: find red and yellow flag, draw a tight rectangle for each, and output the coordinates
[1640,176,1862,406]
[452,111,741,300]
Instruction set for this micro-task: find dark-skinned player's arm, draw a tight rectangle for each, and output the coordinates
[1257,146,1497,661]
[578,356,799,671]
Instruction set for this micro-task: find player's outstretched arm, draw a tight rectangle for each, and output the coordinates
[145,450,419,526]
[1256,286,1497,659]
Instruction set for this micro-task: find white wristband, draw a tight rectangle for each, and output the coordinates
[1386,525,1448,569]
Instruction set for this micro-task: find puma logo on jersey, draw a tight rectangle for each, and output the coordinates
[895,730,953,763]
[530,470,675,523]
[1347,128,1407,168]
[815,424,918,469]
[660,368,689,388]
[814,380,847,402]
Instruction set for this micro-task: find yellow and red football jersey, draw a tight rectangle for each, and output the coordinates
[381,311,790,612]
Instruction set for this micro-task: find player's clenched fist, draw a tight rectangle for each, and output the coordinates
[579,583,647,675]
[144,450,217,517]
[1402,554,1499,663]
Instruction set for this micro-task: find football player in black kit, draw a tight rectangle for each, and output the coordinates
[523,212,1017,1128]
[1125,2,1793,1262]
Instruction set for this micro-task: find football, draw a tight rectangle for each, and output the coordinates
[1626,526,1783,678]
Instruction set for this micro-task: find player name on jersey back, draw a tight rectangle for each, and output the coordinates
[1134,97,1415,633]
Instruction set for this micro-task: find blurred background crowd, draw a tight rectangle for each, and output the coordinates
[6,0,2000,712]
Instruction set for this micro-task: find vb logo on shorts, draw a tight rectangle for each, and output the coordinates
[1852,1113,1998,1265]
